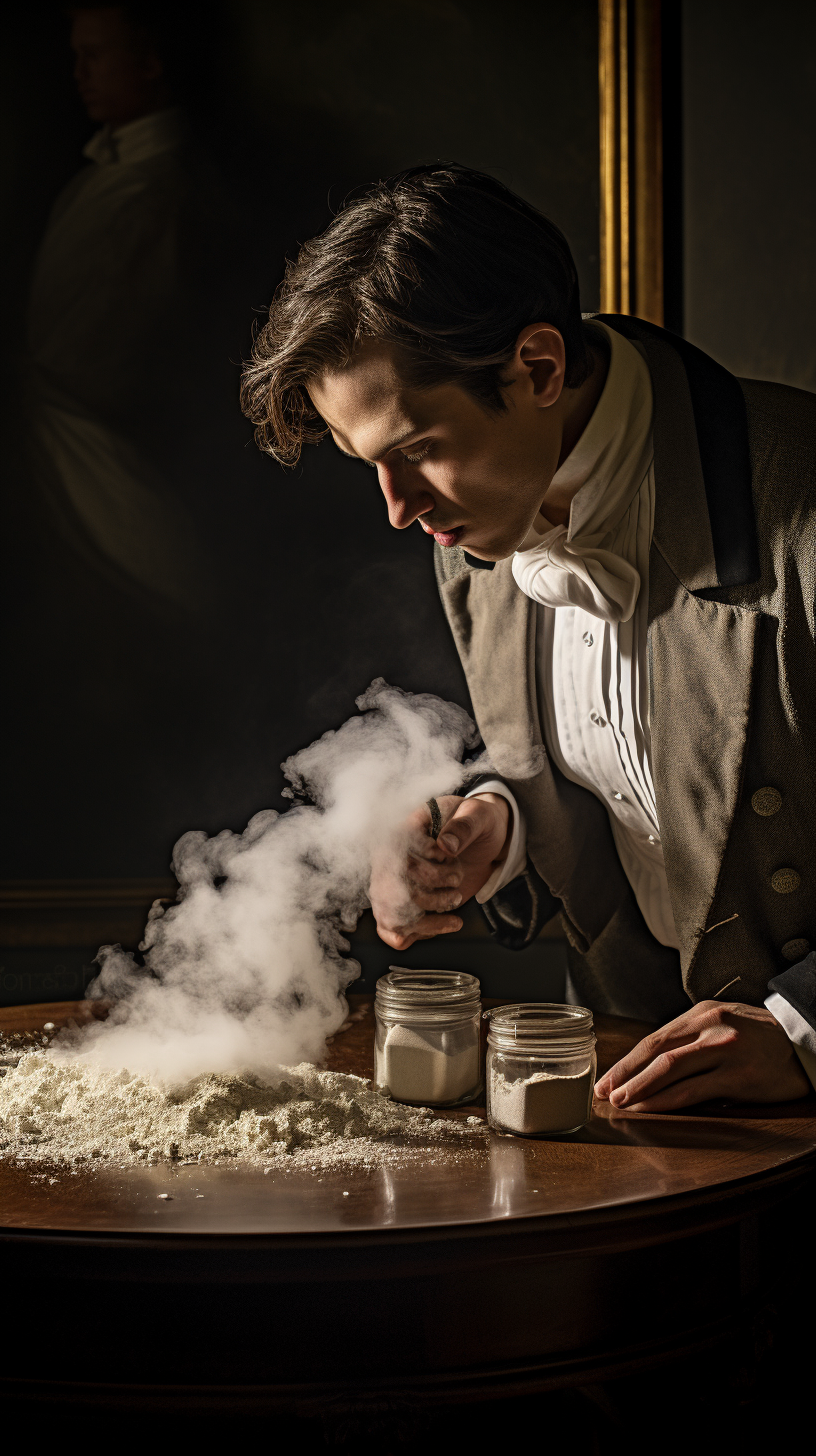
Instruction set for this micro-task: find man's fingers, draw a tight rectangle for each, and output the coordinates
[595,1001,748,1098]
[376,913,463,951]
[412,913,463,940]
[596,1018,740,1101]
[605,1042,726,1107]
[614,1069,733,1114]
[411,887,464,913]
[595,1029,698,1097]
[407,856,464,890]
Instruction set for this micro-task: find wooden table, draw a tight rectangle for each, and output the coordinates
[1,996,814,1414]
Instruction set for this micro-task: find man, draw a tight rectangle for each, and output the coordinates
[241,164,815,1111]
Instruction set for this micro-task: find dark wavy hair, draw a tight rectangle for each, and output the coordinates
[241,163,590,466]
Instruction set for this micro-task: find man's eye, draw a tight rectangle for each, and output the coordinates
[401,443,431,464]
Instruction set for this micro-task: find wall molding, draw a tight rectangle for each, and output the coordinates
[0,881,564,951]
[0,879,176,949]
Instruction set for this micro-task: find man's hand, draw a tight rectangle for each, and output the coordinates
[370,792,510,951]
[594,1000,811,1112]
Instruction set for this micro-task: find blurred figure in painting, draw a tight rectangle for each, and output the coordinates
[27,4,228,615]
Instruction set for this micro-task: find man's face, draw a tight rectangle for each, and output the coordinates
[71,7,164,128]
[308,341,565,561]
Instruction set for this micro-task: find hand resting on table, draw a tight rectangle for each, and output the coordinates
[594,999,811,1112]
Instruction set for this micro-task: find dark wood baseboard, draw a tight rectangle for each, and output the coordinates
[0,881,565,952]
[0,879,176,949]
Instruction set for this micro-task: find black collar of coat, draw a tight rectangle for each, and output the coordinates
[595,315,760,589]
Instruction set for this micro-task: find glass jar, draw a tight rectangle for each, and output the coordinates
[374,969,482,1107]
[484,1003,596,1136]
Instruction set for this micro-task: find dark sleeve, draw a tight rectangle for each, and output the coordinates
[768,951,816,1034]
[479,862,561,951]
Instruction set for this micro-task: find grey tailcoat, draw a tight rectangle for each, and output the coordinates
[434,317,816,1024]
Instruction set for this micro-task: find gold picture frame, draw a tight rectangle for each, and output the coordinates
[599,0,670,325]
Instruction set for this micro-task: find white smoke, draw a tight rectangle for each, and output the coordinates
[65,681,482,1084]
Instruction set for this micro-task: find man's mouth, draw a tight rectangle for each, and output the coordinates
[419,520,464,548]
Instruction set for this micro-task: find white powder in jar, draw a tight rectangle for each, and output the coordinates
[490,1067,593,1135]
[380,1024,479,1106]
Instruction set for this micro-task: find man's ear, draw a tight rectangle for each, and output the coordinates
[514,323,566,407]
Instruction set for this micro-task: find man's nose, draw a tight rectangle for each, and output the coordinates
[378,465,434,531]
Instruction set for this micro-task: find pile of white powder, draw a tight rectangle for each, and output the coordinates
[0,1039,486,1171]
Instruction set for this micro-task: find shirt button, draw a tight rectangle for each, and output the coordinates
[751,787,782,816]
[647,834,657,844]
[781,938,811,961]
[612,791,626,802]
[771,868,801,894]
[589,710,606,726]
[582,631,594,646]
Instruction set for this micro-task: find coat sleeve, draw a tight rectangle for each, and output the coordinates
[479,863,562,951]
[767,951,816,1034]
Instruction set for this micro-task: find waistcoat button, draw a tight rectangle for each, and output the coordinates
[751,787,782,816]
[771,868,801,894]
[781,938,811,961]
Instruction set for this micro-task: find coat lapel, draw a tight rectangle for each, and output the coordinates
[439,558,543,780]
[648,548,759,969]
[620,319,762,975]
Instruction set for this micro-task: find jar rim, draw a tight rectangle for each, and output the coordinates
[484,1001,594,1052]
[376,968,481,1007]
[483,1001,593,1031]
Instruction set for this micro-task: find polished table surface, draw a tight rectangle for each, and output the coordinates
[2,996,815,1409]
[2,996,815,1237]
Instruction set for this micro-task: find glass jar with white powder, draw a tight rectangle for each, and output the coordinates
[485,1004,596,1136]
[374,969,482,1107]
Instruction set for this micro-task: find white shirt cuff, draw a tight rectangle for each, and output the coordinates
[765,990,816,1092]
[464,779,528,904]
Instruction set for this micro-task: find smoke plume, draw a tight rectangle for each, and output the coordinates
[67,681,481,1084]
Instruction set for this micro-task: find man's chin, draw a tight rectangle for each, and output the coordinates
[455,535,517,563]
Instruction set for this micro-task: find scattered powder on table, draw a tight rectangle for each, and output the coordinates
[491,1068,593,1135]
[380,1024,480,1105]
[0,1039,486,1170]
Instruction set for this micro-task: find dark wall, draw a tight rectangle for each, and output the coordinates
[2,0,599,878]
[683,0,816,390]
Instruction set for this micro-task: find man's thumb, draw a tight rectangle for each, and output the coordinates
[438,800,478,855]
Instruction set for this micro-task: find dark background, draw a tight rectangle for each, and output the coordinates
[682,0,816,393]
[2,0,600,880]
